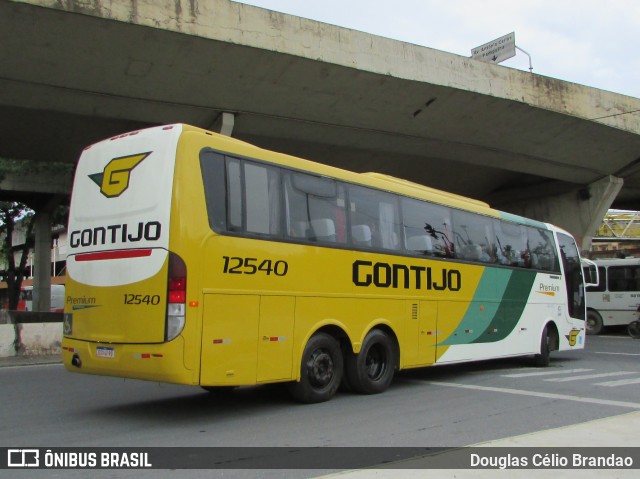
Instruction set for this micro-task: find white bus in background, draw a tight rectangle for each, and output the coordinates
[17,285,65,313]
[585,258,640,334]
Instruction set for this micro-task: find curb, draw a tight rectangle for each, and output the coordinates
[0,354,62,368]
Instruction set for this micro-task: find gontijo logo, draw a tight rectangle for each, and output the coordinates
[88,152,151,198]
[566,329,580,346]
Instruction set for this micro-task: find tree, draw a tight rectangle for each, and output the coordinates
[1,158,72,311]
[0,202,35,310]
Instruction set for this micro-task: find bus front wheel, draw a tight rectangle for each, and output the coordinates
[586,310,603,335]
[287,332,343,404]
[533,325,554,367]
[345,329,397,395]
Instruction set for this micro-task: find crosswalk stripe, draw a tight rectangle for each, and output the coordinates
[594,352,640,357]
[594,377,640,387]
[501,368,593,378]
[545,371,636,382]
[429,381,640,409]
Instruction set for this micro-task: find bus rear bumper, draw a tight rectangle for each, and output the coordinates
[61,336,195,385]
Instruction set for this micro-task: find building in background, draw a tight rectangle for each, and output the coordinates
[590,210,640,258]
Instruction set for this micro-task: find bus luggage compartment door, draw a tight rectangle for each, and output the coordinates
[199,294,295,386]
[200,294,259,386]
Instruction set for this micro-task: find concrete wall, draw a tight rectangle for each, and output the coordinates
[0,311,62,358]
[0,323,63,358]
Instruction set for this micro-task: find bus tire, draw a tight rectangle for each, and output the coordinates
[339,343,356,392]
[628,320,640,339]
[533,325,552,367]
[586,310,603,335]
[287,332,343,404]
[345,329,396,395]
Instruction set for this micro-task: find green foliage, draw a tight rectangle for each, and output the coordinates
[1,202,35,309]
[0,158,75,184]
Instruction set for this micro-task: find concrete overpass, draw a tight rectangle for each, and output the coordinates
[3,0,640,309]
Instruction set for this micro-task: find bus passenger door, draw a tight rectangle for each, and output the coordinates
[257,296,295,382]
[200,294,259,385]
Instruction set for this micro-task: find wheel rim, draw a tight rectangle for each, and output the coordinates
[306,348,334,388]
[365,344,387,381]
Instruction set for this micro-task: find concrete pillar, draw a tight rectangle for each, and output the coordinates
[210,112,235,136]
[30,195,63,312]
[505,176,623,253]
[32,208,52,312]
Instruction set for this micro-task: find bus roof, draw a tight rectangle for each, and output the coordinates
[592,257,640,265]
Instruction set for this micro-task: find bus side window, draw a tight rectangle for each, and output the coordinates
[227,158,243,231]
[527,227,560,273]
[348,185,401,251]
[493,220,529,267]
[244,162,282,236]
[200,151,283,237]
[284,172,347,244]
[450,210,495,264]
[199,150,227,232]
[608,265,640,292]
[401,197,453,258]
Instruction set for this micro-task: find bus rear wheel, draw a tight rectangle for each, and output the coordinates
[287,332,343,404]
[586,310,603,335]
[345,329,396,395]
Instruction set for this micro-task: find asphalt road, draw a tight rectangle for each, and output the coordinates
[1,331,639,478]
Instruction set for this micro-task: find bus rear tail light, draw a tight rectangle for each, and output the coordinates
[166,253,187,341]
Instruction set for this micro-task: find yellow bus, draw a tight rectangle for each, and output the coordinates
[62,124,588,403]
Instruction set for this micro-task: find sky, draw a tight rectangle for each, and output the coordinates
[237,0,640,99]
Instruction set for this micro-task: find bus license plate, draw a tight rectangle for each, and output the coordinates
[96,347,115,359]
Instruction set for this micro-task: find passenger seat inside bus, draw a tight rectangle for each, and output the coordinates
[351,224,372,247]
[290,221,309,239]
[310,218,336,242]
[407,235,433,255]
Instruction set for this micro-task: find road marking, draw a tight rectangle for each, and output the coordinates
[545,371,636,382]
[429,381,640,409]
[501,368,593,378]
[595,377,640,387]
[594,352,640,357]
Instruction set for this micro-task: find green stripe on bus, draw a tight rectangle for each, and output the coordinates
[472,269,537,343]
[438,268,537,345]
[438,268,511,345]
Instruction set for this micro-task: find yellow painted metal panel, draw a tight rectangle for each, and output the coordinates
[419,301,438,366]
[64,261,168,343]
[200,294,259,385]
[257,296,295,382]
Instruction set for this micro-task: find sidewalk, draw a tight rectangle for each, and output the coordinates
[322,411,640,478]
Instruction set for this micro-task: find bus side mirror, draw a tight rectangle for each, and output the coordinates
[582,259,599,288]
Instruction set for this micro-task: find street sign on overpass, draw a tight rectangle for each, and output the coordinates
[471,32,516,64]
